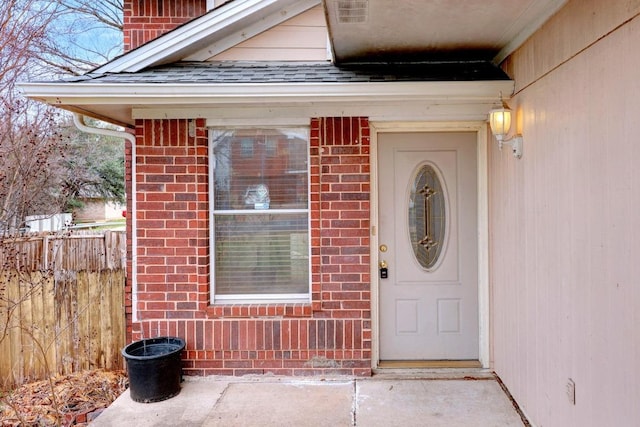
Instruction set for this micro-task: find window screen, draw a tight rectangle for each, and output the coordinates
[211,128,309,300]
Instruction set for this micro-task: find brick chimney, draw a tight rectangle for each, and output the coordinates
[123,0,208,51]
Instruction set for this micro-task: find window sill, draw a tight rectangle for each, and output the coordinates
[206,303,312,318]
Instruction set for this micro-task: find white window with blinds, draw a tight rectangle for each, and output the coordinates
[210,128,310,303]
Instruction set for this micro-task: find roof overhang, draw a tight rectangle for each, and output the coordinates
[324,0,568,64]
[20,79,514,127]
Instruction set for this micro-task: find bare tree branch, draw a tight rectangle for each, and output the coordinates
[40,0,124,75]
[0,0,59,90]
[1,0,125,234]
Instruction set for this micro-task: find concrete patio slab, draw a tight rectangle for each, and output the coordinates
[90,373,526,426]
[356,379,524,426]
[203,381,354,427]
[90,378,228,426]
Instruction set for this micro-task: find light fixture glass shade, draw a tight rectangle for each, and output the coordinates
[489,107,512,141]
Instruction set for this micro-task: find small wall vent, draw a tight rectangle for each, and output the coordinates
[336,0,368,23]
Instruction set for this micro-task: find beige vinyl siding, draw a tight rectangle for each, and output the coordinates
[210,6,329,61]
[491,1,640,426]
[502,0,640,94]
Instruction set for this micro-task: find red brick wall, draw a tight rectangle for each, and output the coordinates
[128,117,372,376]
[125,118,209,337]
[123,0,207,51]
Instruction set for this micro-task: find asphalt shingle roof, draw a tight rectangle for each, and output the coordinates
[71,61,509,84]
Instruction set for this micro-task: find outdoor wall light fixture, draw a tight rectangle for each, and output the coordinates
[488,101,523,159]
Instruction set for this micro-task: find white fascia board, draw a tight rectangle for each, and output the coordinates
[20,80,515,106]
[95,0,320,74]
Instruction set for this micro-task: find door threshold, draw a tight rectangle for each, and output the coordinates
[373,360,493,380]
[378,360,482,369]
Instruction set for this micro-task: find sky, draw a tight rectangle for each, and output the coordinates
[44,0,123,72]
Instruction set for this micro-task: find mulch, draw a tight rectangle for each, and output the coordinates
[0,370,127,426]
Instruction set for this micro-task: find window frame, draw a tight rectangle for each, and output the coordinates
[208,127,312,304]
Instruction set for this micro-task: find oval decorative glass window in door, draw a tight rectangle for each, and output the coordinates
[409,164,446,269]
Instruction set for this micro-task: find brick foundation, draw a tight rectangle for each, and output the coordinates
[127,117,372,376]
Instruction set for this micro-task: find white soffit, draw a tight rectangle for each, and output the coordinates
[94,0,320,74]
[324,0,568,64]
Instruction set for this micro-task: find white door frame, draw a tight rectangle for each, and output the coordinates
[370,121,490,368]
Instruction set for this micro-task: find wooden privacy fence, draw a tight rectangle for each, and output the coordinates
[0,231,126,390]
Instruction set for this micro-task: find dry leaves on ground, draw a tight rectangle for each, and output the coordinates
[0,369,127,426]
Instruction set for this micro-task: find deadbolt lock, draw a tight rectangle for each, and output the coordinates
[379,260,388,279]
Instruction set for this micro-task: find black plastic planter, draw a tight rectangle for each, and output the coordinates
[122,336,186,403]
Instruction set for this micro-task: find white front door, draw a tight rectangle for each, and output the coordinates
[378,132,478,360]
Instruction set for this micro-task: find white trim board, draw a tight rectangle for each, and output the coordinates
[21,80,514,103]
[20,80,515,127]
